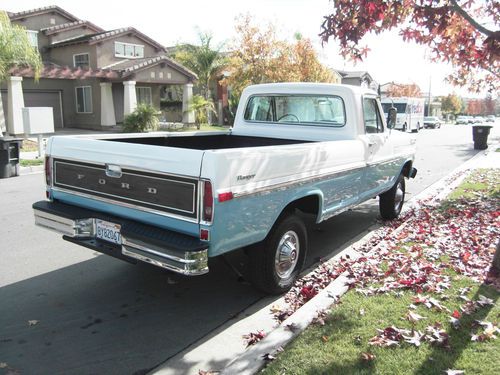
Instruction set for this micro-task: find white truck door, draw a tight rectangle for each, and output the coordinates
[360,96,395,197]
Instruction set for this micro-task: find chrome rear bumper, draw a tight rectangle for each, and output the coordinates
[33,201,208,276]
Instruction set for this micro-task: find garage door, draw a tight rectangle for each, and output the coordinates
[1,90,64,129]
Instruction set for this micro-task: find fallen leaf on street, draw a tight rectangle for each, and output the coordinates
[243,330,266,347]
[28,320,39,326]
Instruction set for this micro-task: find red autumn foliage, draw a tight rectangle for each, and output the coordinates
[320,0,500,93]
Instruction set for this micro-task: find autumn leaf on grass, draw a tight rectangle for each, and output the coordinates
[403,330,425,347]
[449,317,461,330]
[404,311,427,324]
[243,330,266,347]
[476,295,494,307]
[360,352,376,362]
[471,321,499,342]
[369,326,408,347]
[425,324,450,348]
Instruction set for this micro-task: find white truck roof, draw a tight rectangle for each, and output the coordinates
[242,82,377,97]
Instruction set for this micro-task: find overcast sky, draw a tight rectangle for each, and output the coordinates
[3,0,489,97]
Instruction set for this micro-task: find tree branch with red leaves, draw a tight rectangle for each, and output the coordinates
[320,0,500,93]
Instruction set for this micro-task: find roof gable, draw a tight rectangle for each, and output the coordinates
[8,5,80,23]
[111,55,197,81]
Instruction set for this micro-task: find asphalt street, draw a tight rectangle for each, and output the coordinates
[0,123,497,374]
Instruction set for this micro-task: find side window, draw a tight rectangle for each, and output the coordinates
[244,96,273,121]
[363,98,384,134]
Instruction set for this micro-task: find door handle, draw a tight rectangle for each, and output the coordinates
[368,142,376,147]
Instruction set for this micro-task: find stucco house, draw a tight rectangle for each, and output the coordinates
[337,70,377,90]
[0,5,197,135]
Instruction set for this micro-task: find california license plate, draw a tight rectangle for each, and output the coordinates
[96,219,122,245]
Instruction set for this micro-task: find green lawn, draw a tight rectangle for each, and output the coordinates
[262,169,500,375]
[20,159,43,167]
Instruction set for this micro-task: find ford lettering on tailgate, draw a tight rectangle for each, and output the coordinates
[52,159,198,218]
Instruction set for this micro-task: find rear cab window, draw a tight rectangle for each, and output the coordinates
[244,95,346,127]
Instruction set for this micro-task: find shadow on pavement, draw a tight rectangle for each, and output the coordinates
[0,255,263,375]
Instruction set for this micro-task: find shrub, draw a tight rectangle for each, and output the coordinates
[188,95,216,129]
[123,104,160,133]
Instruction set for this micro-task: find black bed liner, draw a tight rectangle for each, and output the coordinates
[107,134,313,150]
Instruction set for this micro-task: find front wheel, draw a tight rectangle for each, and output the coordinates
[248,214,307,294]
[379,174,405,220]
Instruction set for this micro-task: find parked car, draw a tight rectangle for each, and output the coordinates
[33,83,418,294]
[486,115,495,122]
[456,116,468,125]
[423,116,442,129]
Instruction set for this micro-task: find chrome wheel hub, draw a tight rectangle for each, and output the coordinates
[275,231,300,279]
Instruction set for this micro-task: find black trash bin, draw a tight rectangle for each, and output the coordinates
[0,138,22,178]
[472,125,493,150]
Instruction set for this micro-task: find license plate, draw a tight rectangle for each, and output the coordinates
[96,219,122,245]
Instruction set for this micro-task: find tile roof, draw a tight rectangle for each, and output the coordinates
[41,20,104,35]
[8,5,80,22]
[49,27,166,51]
[9,62,119,80]
[8,58,197,81]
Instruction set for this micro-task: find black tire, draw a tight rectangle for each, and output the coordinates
[379,174,405,220]
[248,214,307,295]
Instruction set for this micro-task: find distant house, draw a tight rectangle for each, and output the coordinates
[0,5,197,135]
[337,70,377,90]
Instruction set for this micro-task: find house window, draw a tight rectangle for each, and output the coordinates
[26,30,38,48]
[73,53,90,69]
[136,87,152,105]
[75,86,93,113]
[114,42,145,58]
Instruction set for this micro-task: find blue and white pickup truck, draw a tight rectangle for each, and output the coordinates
[33,83,417,294]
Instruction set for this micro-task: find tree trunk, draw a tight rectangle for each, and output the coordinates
[492,240,500,273]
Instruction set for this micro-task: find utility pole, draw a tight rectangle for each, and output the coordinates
[427,76,432,116]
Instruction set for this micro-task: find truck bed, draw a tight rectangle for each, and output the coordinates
[108,134,312,150]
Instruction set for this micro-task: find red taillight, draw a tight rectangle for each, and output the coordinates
[45,156,51,186]
[218,192,233,202]
[203,181,213,222]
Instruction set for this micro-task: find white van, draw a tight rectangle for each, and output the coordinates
[381,97,425,132]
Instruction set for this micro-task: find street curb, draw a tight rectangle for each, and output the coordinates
[220,146,497,375]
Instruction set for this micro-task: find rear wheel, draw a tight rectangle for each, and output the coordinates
[248,214,307,294]
[379,174,405,220]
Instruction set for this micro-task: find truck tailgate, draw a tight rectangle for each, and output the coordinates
[50,136,205,177]
[47,136,205,233]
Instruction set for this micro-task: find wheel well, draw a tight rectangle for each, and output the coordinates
[401,161,413,178]
[283,195,320,216]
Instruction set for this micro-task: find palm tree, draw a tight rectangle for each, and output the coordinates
[172,32,227,124]
[188,94,216,130]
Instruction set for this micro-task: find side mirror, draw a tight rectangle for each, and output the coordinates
[388,107,397,129]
